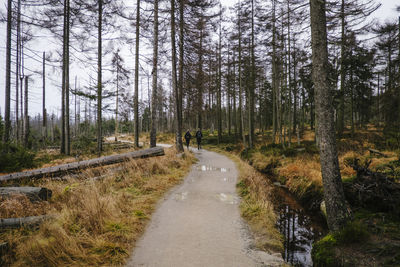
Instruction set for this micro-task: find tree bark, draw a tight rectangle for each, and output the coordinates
[310,0,351,231]
[248,0,255,149]
[134,0,140,148]
[337,0,345,135]
[61,0,67,154]
[24,77,29,147]
[0,147,165,182]
[150,0,159,148]
[178,0,185,138]
[238,0,245,145]
[0,187,52,201]
[115,53,119,142]
[65,0,70,155]
[0,215,50,229]
[271,0,277,143]
[97,0,103,154]
[3,0,12,143]
[217,4,222,144]
[42,52,47,139]
[171,0,184,152]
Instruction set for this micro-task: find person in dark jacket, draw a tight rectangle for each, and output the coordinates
[184,129,192,150]
[195,128,203,150]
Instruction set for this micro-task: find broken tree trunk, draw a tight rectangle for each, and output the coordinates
[0,147,165,182]
[0,215,50,229]
[0,187,52,201]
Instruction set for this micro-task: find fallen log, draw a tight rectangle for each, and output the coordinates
[0,147,165,183]
[0,187,52,201]
[0,215,50,229]
[368,148,387,157]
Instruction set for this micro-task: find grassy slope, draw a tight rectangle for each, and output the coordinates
[204,127,400,266]
[0,147,195,266]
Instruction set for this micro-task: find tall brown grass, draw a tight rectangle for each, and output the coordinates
[0,148,194,266]
[228,154,283,253]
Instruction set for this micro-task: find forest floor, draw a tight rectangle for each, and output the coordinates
[202,126,400,266]
[0,146,195,266]
[126,147,284,267]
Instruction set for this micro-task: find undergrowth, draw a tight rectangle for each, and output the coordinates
[0,147,195,266]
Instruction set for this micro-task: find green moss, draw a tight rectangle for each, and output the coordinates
[312,234,338,267]
[313,221,370,266]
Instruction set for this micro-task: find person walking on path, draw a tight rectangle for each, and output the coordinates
[184,129,192,150]
[195,128,203,150]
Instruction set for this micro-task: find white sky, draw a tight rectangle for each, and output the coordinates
[0,0,398,118]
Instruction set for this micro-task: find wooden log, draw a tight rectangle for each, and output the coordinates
[0,187,52,201]
[368,148,387,157]
[0,147,165,183]
[0,215,50,229]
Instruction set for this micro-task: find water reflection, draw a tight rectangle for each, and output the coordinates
[272,187,327,267]
[196,165,230,172]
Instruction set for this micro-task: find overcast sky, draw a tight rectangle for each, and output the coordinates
[0,0,398,118]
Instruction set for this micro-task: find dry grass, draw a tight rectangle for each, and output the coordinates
[234,155,283,252]
[278,155,323,199]
[0,147,194,266]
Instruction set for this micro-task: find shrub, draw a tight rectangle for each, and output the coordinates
[0,143,36,173]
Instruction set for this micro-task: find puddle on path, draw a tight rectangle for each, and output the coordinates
[221,177,234,182]
[173,192,188,201]
[217,193,239,204]
[196,165,230,172]
[273,187,327,267]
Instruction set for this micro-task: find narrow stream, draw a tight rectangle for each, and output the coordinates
[272,186,328,267]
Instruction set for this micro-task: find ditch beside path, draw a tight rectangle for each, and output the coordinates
[126,147,284,267]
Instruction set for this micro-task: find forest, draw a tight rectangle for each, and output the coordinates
[0,0,400,266]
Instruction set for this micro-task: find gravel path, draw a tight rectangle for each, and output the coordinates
[127,148,284,267]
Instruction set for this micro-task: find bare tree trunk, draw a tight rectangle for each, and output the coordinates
[15,0,21,144]
[227,45,232,136]
[310,0,351,231]
[42,52,47,140]
[134,0,140,148]
[233,50,237,139]
[337,0,345,136]
[271,0,277,143]
[178,0,185,137]
[24,77,29,147]
[61,0,67,154]
[115,54,119,142]
[66,0,70,155]
[171,0,183,152]
[217,4,222,144]
[248,0,255,149]
[3,0,12,143]
[287,0,292,148]
[238,0,245,145]
[150,0,159,148]
[97,0,103,154]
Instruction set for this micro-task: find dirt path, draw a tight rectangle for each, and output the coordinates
[127,148,284,267]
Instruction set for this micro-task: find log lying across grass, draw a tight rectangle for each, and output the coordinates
[368,148,388,157]
[0,215,50,229]
[0,147,165,182]
[0,187,52,201]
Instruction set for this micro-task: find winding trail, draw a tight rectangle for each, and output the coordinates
[127,148,284,267]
